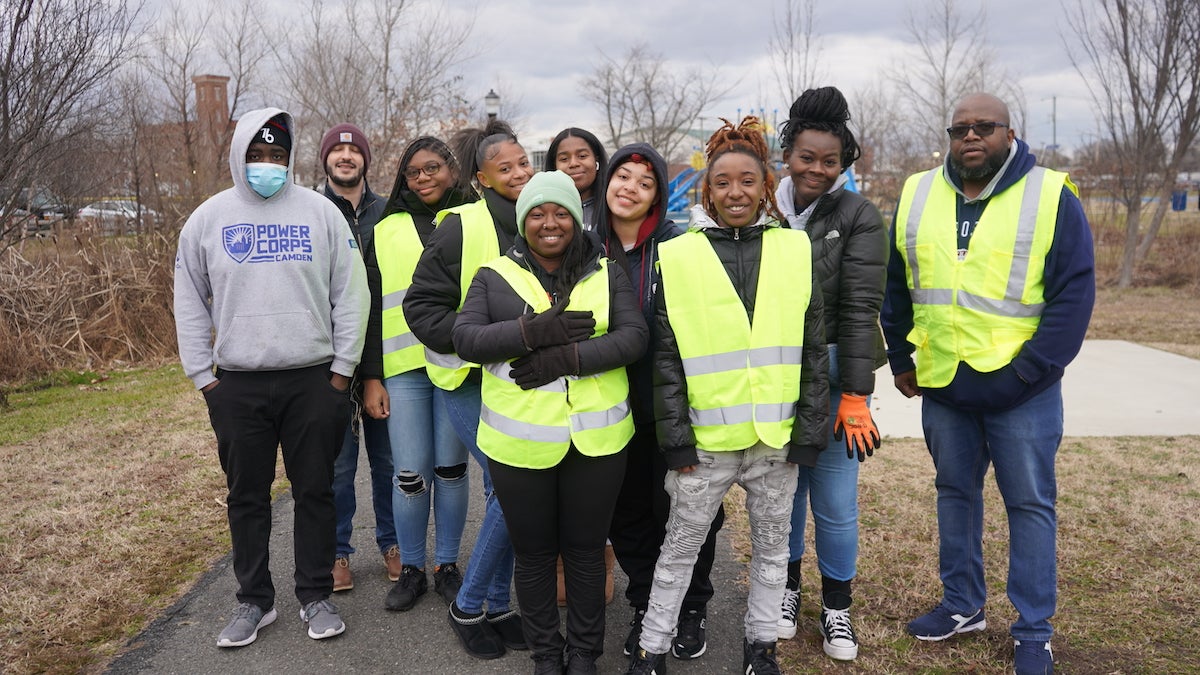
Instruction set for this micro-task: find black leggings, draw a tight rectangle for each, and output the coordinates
[489,445,626,659]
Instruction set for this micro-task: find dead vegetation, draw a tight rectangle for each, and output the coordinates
[0,233,177,388]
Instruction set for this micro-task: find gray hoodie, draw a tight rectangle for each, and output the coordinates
[173,107,369,389]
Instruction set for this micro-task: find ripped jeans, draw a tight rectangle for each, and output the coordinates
[639,442,796,653]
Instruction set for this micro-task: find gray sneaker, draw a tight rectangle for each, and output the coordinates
[300,598,345,639]
[216,603,277,648]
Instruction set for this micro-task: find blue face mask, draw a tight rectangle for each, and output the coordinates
[246,162,288,198]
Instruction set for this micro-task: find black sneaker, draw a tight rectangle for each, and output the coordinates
[623,607,646,656]
[742,638,781,675]
[486,608,527,650]
[384,564,427,611]
[777,587,799,639]
[448,602,506,659]
[433,562,463,604]
[671,608,706,660]
[625,647,668,674]
[820,604,859,660]
[564,647,598,674]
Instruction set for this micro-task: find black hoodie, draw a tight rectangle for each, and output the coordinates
[595,142,683,423]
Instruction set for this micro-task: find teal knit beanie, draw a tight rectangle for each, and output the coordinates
[515,170,583,239]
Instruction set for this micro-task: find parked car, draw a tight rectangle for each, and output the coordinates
[76,200,157,233]
[2,187,67,236]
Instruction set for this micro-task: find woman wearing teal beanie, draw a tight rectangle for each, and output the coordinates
[453,170,648,674]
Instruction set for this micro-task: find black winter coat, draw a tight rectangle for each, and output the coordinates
[403,189,519,356]
[323,182,386,381]
[794,184,888,394]
[451,244,647,385]
[653,220,829,469]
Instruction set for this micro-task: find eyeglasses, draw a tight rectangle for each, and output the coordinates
[403,162,444,180]
[946,122,1008,140]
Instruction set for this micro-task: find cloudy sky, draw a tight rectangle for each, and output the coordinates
[433,0,1095,156]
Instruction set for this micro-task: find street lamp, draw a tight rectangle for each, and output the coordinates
[485,89,500,121]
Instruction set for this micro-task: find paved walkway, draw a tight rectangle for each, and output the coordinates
[107,340,1200,674]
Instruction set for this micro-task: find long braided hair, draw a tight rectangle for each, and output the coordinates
[702,116,783,223]
[777,86,861,170]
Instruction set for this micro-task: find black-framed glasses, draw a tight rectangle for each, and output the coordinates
[946,122,1008,140]
[403,162,444,180]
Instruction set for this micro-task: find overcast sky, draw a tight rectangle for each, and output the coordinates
[432,0,1095,156]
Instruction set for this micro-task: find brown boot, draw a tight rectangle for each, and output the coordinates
[383,545,403,582]
[332,555,353,592]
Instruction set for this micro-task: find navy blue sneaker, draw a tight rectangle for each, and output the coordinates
[1013,639,1053,674]
[906,604,986,641]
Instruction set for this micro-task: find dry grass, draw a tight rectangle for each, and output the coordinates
[0,365,227,674]
[0,234,177,387]
[742,435,1200,674]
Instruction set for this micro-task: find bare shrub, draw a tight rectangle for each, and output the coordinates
[0,233,178,384]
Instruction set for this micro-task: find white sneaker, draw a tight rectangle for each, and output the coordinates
[777,587,799,639]
[821,605,858,661]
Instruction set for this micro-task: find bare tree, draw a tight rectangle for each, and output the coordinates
[144,2,211,202]
[215,0,269,123]
[769,0,824,106]
[270,0,474,185]
[0,0,140,248]
[890,0,1025,154]
[581,43,736,162]
[1066,0,1200,287]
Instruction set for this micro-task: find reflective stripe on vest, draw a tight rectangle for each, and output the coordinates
[895,165,1072,387]
[657,227,812,451]
[376,212,427,377]
[475,256,633,469]
[423,200,501,390]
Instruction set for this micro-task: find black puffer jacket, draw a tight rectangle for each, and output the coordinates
[653,214,829,469]
[777,177,888,394]
[451,238,647,381]
[404,188,519,355]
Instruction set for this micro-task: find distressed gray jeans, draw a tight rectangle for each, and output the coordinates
[639,442,796,653]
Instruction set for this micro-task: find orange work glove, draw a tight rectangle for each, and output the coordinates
[833,393,881,462]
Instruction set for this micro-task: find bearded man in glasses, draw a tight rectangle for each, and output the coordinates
[880,93,1095,675]
[319,123,400,593]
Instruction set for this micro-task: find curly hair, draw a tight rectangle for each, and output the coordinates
[702,116,782,223]
[777,86,861,170]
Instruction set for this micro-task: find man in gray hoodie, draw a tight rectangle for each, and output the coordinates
[174,107,369,647]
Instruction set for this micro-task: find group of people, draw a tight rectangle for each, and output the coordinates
[173,85,1093,675]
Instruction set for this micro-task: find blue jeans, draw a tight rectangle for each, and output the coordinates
[640,443,796,653]
[790,344,861,582]
[333,407,395,557]
[385,370,470,568]
[442,378,514,613]
[922,381,1062,641]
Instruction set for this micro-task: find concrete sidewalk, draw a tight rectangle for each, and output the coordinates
[107,340,1200,674]
[871,340,1200,438]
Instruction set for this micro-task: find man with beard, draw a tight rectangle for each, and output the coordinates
[319,123,399,592]
[880,93,1094,675]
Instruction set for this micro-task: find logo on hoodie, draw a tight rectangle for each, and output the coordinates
[223,223,314,264]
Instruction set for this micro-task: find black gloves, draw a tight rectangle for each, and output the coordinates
[510,344,579,389]
[518,301,595,351]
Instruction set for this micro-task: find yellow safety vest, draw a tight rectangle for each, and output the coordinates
[657,227,812,451]
[376,212,427,377]
[894,166,1073,387]
[476,257,634,469]
[424,200,501,390]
